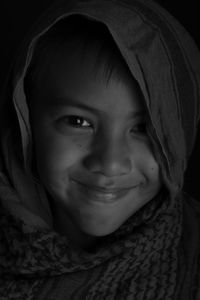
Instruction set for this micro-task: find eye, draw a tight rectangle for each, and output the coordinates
[131,122,147,135]
[60,115,92,128]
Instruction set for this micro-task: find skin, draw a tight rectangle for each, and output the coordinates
[29,44,162,251]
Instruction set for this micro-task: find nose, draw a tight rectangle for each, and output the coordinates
[83,134,132,177]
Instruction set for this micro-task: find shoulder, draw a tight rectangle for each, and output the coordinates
[181,191,200,245]
[180,192,200,299]
[182,191,200,220]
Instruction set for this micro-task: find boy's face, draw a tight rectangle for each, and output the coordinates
[30,45,161,247]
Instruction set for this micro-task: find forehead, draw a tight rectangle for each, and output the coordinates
[26,32,146,120]
[33,46,145,115]
[27,25,136,94]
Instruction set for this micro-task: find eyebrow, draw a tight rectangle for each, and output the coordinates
[47,96,146,118]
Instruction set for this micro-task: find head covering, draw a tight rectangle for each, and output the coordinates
[0,0,200,299]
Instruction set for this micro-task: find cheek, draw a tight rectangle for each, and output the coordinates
[132,141,161,185]
[34,132,87,183]
[144,159,162,196]
[147,159,161,187]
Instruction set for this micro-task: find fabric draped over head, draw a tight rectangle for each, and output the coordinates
[1,0,200,224]
[0,0,199,225]
[0,0,200,299]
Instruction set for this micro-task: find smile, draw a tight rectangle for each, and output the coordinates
[72,180,139,204]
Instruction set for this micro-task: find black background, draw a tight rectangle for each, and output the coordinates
[0,0,199,199]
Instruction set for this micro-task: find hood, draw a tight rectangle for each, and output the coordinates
[0,0,200,227]
[1,2,200,298]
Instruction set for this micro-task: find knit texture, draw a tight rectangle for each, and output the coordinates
[0,0,200,299]
[0,184,182,299]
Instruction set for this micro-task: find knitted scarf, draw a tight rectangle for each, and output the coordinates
[0,0,200,299]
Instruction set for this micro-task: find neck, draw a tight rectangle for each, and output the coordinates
[50,201,102,252]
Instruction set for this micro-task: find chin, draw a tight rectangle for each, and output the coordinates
[78,219,123,237]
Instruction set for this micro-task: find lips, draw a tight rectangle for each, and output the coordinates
[71,179,139,204]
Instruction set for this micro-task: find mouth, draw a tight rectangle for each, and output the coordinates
[71,180,139,204]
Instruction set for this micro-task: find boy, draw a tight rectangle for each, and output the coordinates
[25,16,161,252]
[0,1,200,299]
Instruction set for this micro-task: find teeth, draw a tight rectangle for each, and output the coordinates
[102,193,116,199]
[95,192,115,197]
[95,192,120,202]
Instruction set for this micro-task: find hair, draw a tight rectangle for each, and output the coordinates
[24,15,134,101]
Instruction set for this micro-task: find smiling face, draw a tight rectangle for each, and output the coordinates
[28,40,161,250]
